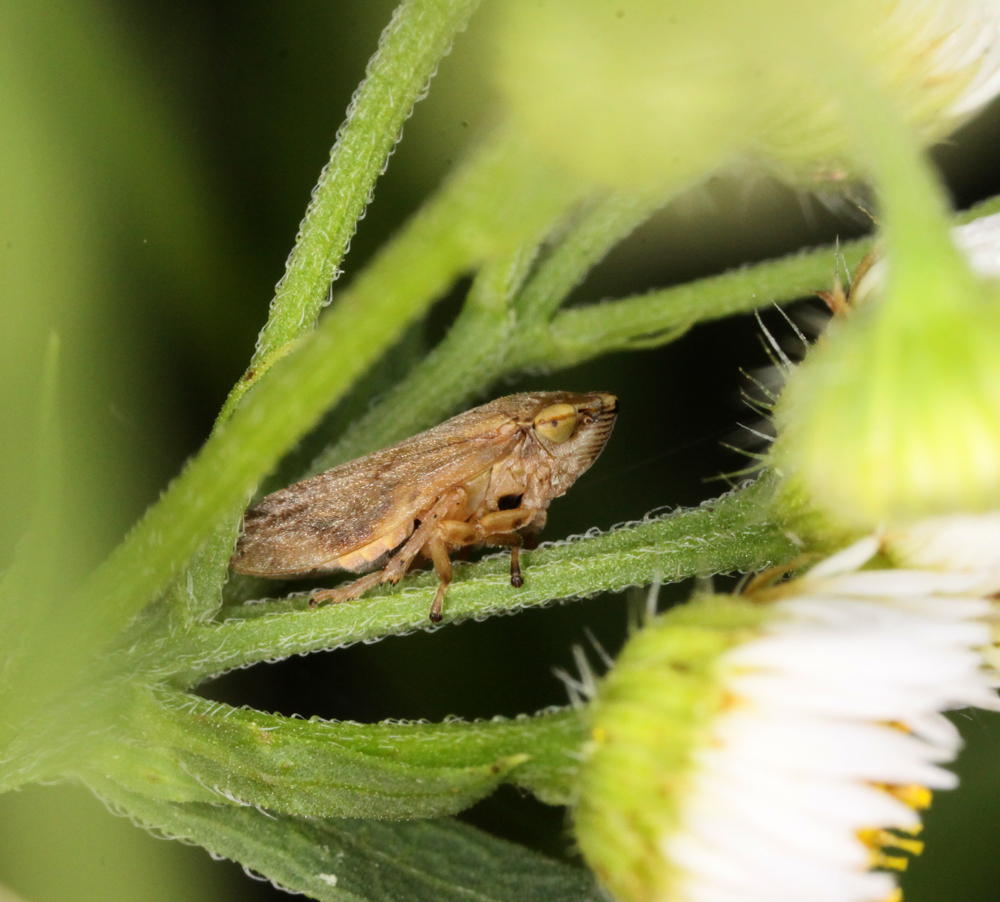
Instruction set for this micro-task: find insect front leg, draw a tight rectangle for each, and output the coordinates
[476,507,542,589]
[425,538,453,624]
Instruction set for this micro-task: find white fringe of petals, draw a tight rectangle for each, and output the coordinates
[890,0,1000,117]
[664,536,1000,902]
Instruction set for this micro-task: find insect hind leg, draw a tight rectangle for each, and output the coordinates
[311,488,467,619]
[310,569,387,608]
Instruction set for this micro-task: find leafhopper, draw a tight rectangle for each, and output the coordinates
[231,391,618,621]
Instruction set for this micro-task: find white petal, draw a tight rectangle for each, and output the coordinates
[655,519,1000,902]
[806,536,881,579]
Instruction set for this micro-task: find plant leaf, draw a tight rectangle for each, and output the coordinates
[80,688,584,818]
[91,779,604,902]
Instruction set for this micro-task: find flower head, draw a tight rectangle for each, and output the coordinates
[574,538,999,902]
[772,210,1000,532]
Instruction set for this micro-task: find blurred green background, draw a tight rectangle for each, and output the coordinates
[1,2,999,900]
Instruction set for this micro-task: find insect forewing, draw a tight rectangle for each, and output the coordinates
[231,405,523,578]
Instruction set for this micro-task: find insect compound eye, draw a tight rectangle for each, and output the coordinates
[533,403,579,444]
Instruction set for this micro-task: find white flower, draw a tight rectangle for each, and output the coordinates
[888,0,1000,120]
[664,537,999,902]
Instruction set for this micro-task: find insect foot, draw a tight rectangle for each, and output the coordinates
[231,391,618,621]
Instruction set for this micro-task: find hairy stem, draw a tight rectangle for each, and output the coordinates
[132,480,795,686]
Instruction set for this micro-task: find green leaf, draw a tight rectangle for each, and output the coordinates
[90,780,604,902]
[81,688,584,818]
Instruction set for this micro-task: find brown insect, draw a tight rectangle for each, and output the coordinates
[230,391,618,622]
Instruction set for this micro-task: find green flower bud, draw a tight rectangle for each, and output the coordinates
[772,258,1000,529]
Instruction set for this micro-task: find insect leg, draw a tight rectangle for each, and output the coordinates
[310,568,386,607]
[509,543,523,588]
[476,508,535,534]
[475,508,541,589]
[425,538,453,623]
[477,530,524,587]
[379,488,466,584]
[310,489,465,611]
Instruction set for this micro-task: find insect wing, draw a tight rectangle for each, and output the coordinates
[232,415,520,578]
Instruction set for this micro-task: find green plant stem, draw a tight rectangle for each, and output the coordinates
[133,480,794,687]
[513,192,664,325]
[80,688,584,818]
[521,239,870,369]
[308,193,662,474]
[219,0,484,422]
[517,197,1000,370]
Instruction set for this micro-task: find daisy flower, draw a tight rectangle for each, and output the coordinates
[575,537,1000,902]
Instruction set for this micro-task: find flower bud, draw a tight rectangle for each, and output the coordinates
[488,0,1000,192]
[772,237,1000,530]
